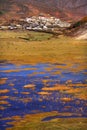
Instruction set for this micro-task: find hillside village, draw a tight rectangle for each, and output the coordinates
[0,16,70,33]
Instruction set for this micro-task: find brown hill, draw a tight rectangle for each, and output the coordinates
[0,0,87,24]
[66,16,87,39]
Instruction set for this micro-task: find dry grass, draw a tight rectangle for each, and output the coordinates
[0,31,87,70]
[0,78,8,85]
[6,111,87,130]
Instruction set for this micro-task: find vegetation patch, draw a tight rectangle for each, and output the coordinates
[6,112,87,130]
[0,10,5,15]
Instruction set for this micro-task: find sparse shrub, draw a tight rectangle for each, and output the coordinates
[0,10,5,15]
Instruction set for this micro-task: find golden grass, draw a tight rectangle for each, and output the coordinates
[1,67,37,73]
[0,100,9,105]
[60,97,73,102]
[38,91,51,95]
[0,31,87,72]
[0,106,6,110]
[42,84,69,91]
[24,84,36,90]
[19,97,32,103]
[0,89,10,94]
[8,83,15,87]
[21,92,30,95]
[6,111,87,130]
[0,78,8,85]
[64,87,87,100]
[67,83,87,87]
[0,96,9,100]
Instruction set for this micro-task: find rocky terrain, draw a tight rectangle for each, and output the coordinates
[66,16,87,40]
[0,16,87,40]
[0,0,87,39]
[0,16,70,35]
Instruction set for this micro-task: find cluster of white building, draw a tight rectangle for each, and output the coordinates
[0,16,70,31]
[24,16,70,31]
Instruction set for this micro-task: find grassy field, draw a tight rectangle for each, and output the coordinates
[6,112,87,130]
[0,30,87,67]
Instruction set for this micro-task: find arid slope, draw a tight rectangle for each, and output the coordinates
[0,0,87,23]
